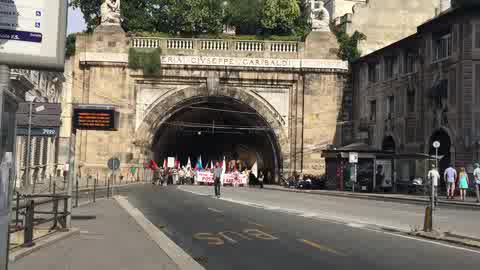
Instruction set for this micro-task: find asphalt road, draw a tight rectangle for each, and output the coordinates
[116,185,480,270]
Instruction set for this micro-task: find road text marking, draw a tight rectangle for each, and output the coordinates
[194,229,278,246]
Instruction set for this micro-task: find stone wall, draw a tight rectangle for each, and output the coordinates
[67,25,349,180]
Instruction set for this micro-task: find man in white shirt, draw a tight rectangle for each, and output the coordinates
[473,163,480,203]
[428,164,440,207]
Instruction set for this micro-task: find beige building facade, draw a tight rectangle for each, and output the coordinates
[63,23,350,183]
[352,5,480,185]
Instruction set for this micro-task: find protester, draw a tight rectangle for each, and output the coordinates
[179,168,185,185]
[258,171,264,188]
[427,164,440,207]
[458,167,470,201]
[213,162,222,198]
[473,163,480,203]
[444,165,457,200]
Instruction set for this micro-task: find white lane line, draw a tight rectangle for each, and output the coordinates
[362,227,480,254]
[179,187,480,253]
[208,207,223,213]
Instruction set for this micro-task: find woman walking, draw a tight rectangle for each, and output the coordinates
[458,167,470,201]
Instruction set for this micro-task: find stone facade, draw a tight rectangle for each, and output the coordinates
[9,69,65,188]
[329,0,447,56]
[352,6,480,182]
[65,27,349,182]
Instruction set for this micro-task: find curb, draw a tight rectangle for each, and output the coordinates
[263,186,480,210]
[114,196,205,270]
[409,231,480,249]
[9,228,80,263]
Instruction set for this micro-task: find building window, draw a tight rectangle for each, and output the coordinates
[384,57,395,79]
[386,96,395,119]
[369,100,377,121]
[368,63,378,83]
[407,89,415,113]
[475,24,480,49]
[404,52,416,73]
[433,32,452,61]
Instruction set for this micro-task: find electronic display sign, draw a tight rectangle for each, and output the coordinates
[73,106,119,131]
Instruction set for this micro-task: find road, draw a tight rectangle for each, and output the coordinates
[116,185,480,270]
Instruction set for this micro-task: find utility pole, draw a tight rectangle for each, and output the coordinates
[25,101,33,189]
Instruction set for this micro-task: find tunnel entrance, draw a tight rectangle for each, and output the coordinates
[151,96,281,184]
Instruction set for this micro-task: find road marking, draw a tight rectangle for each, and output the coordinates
[363,227,480,255]
[208,208,223,213]
[247,221,265,227]
[299,239,346,256]
[346,223,366,228]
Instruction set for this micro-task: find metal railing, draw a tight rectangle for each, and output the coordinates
[10,193,70,247]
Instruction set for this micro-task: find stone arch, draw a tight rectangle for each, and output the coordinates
[381,135,397,152]
[134,84,289,179]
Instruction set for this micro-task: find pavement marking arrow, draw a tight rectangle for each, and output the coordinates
[299,239,346,256]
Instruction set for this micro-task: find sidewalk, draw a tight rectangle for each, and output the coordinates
[264,185,480,209]
[9,199,179,270]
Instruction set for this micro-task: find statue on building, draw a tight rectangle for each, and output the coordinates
[309,0,330,32]
[101,0,121,25]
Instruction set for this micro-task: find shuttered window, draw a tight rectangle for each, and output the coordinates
[476,64,480,106]
[475,24,480,48]
[449,68,456,106]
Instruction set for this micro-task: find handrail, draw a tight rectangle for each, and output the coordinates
[131,37,300,53]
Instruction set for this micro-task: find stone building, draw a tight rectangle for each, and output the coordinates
[10,69,65,188]
[327,0,449,56]
[351,4,480,186]
[63,9,351,183]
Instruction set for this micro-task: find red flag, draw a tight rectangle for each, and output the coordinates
[149,160,159,170]
[163,159,167,169]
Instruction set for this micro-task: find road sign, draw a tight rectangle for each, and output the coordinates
[433,141,440,149]
[349,152,358,163]
[73,105,119,131]
[16,127,58,137]
[0,0,68,71]
[108,158,121,171]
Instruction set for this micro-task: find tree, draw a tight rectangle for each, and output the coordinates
[65,33,77,58]
[260,0,301,35]
[331,23,367,63]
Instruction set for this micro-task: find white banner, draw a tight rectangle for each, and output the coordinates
[196,171,248,185]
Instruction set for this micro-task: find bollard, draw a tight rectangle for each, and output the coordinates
[15,192,20,228]
[107,175,111,198]
[49,175,52,193]
[53,181,56,196]
[61,197,68,229]
[423,206,433,232]
[93,177,97,203]
[23,200,35,247]
[51,196,59,231]
[75,179,79,208]
[87,176,89,188]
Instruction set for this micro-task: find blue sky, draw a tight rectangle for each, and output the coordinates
[67,7,86,34]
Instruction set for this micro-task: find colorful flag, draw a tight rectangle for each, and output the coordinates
[220,156,226,184]
[130,167,137,175]
[197,156,203,170]
[251,161,258,178]
[187,157,192,169]
[149,160,159,170]
[163,159,167,169]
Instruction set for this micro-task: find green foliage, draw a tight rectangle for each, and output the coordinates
[128,48,162,75]
[71,0,311,39]
[65,33,77,58]
[331,23,366,63]
[261,0,301,35]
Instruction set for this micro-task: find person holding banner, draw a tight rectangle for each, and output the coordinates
[214,162,222,198]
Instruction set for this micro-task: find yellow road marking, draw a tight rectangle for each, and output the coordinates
[299,239,346,256]
[247,221,265,227]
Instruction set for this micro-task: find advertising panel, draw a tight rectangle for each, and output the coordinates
[0,0,68,71]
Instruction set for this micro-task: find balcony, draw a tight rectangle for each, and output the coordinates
[130,37,302,59]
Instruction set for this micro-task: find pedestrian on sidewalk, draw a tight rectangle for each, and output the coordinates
[444,165,457,200]
[474,163,480,203]
[258,171,264,188]
[458,167,470,201]
[214,162,222,198]
[428,164,440,207]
